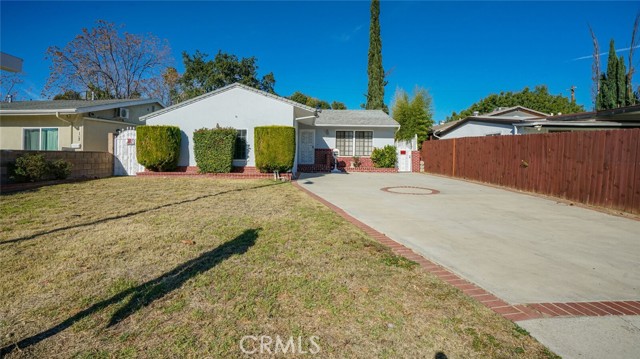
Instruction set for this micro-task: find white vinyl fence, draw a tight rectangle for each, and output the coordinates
[114,127,144,176]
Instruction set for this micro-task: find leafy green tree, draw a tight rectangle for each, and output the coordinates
[331,101,347,110]
[53,90,82,100]
[392,87,433,148]
[446,85,584,122]
[179,50,275,101]
[288,92,346,109]
[365,0,386,110]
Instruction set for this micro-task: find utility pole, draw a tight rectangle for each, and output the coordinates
[569,85,577,103]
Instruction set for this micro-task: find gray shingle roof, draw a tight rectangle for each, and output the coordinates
[315,110,399,127]
[0,99,161,113]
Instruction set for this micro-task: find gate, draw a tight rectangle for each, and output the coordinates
[395,135,417,172]
[114,127,144,176]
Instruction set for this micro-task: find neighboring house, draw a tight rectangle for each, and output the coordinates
[430,106,549,139]
[430,105,640,140]
[141,83,399,173]
[0,99,164,152]
[516,104,640,134]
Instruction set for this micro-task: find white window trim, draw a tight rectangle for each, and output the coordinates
[335,130,374,157]
[233,128,249,161]
[22,127,60,151]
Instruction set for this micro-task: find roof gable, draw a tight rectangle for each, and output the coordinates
[141,83,316,120]
[485,106,549,118]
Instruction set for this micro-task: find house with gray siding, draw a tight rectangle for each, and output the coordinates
[141,83,399,174]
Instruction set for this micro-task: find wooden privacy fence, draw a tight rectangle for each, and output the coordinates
[421,129,640,215]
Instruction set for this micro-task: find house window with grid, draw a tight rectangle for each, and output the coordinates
[23,128,59,150]
[234,129,247,160]
[335,131,354,156]
[354,131,373,156]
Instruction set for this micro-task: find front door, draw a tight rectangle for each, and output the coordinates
[299,129,315,165]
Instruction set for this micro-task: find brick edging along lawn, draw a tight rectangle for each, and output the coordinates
[291,180,640,322]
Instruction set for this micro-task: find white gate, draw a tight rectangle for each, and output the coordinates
[395,135,417,172]
[114,127,144,176]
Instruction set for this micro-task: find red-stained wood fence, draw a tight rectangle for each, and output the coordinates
[421,129,640,215]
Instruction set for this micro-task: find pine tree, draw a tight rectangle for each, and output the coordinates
[365,0,386,110]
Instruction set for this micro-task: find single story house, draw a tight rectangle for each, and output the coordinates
[141,82,400,173]
[0,98,164,152]
[430,105,640,139]
[516,104,640,133]
[430,106,549,139]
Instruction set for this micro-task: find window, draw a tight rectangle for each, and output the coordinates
[23,128,58,150]
[336,130,373,156]
[354,131,373,156]
[234,129,247,160]
[336,131,354,156]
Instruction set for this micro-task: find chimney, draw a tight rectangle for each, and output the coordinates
[473,111,479,116]
[91,91,95,101]
[6,94,13,103]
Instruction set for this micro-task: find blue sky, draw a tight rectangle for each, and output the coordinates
[1,1,638,120]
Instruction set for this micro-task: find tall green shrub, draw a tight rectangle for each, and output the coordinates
[193,127,237,173]
[371,145,397,168]
[136,125,181,171]
[254,126,295,172]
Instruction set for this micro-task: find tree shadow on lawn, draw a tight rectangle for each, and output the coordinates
[0,228,261,356]
[1,182,281,246]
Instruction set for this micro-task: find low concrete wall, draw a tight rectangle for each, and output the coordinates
[1,150,113,183]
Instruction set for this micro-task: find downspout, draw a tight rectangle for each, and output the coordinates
[55,112,74,150]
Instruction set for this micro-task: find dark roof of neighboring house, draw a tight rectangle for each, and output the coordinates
[141,82,316,120]
[315,110,399,127]
[0,98,162,114]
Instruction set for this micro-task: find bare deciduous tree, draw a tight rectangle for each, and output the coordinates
[44,20,171,99]
[0,71,24,101]
[628,12,640,104]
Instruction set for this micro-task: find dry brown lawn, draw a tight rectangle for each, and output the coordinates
[0,177,559,358]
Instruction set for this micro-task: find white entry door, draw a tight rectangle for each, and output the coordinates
[299,129,315,165]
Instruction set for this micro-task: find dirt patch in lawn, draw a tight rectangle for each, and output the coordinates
[0,177,558,358]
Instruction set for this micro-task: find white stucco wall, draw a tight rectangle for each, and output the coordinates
[441,121,515,139]
[145,87,296,167]
[302,125,397,152]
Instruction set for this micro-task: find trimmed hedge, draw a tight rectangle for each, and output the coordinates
[254,126,295,173]
[371,145,397,168]
[137,126,181,171]
[193,127,237,173]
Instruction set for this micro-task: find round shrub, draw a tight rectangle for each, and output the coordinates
[254,126,295,173]
[48,159,72,180]
[11,153,48,182]
[136,126,181,171]
[193,127,237,173]
[371,145,397,168]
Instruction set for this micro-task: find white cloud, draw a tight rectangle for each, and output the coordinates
[570,44,640,61]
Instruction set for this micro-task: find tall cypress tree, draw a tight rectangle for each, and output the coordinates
[598,40,619,110]
[365,0,386,110]
[617,55,627,107]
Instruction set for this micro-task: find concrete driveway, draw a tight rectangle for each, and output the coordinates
[297,172,640,359]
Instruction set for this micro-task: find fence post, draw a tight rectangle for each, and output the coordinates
[107,133,115,155]
[452,138,456,177]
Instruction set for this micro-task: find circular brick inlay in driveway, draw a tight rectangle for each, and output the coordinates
[380,186,440,195]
